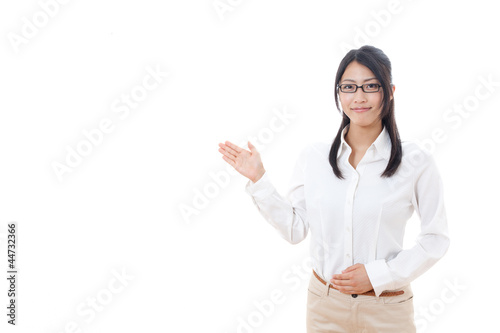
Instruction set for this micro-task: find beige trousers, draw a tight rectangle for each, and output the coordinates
[306,271,416,333]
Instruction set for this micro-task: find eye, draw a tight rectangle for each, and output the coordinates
[365,83,379,91]
[342,84,354,91]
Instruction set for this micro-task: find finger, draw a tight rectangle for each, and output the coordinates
[340,288,356,295]
[342,264,358,273]
[223,144,242,159]
[248,141,258,153]
[334,285,355,294]
[331,273,349,280]
[221,155,236,167]
[219,145,239,159]
[331,279,350,286]
[225,141,243,155]
[218,147,237,161]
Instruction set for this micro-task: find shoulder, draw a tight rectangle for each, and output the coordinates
[402,137,433,157]
[291,141,331,168]
[401,139,438,174]
[301,140,331,159]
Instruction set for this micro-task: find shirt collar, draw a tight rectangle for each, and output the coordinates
[337,123,392,161]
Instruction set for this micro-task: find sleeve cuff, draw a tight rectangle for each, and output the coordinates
[244,171,275,199]
[364,259,395,297]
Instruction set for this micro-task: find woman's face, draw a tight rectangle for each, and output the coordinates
[338,61,392,128]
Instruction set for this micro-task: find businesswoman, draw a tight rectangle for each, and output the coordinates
[218,45,450,332]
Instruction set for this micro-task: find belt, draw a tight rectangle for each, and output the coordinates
[313,270,404,297]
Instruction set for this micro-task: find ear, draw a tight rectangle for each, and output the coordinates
[390,84,396,101]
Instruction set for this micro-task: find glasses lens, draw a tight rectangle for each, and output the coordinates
[340,84,356,93]
[363,84,380,92]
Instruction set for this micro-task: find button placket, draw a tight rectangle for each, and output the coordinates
[344,170,359,267]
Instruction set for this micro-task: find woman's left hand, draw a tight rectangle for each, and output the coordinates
[330,263,374,294]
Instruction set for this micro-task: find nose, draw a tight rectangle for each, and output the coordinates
[353,88,367,103]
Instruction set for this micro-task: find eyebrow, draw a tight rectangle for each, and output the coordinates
[341,77,378,83]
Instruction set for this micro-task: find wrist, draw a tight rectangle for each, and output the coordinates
[252,169,266,183]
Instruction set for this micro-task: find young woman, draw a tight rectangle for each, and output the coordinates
[218,45,450,332]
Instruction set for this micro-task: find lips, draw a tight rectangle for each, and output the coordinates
[351,107,371,113]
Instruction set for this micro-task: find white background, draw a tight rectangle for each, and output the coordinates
[1,0,499,332]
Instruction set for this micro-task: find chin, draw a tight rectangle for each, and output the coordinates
[348,118,380,128]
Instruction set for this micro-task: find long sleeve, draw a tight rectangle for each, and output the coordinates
[364,152,451,296]
[244,146,310,245]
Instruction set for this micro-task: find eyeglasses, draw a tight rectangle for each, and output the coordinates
[337,83,381,93]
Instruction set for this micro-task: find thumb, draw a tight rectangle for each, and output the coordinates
[248,141,257,153]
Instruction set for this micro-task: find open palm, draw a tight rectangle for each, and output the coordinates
[218,141,266,183]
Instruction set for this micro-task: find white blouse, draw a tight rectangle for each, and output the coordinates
[245,124,450,297]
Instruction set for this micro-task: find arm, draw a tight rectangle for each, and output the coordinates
[245,146,309,245]
[364,152,451,297]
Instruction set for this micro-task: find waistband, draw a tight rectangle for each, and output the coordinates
[313,270,404,298]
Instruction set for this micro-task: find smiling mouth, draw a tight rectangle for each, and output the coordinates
[351,107,371,113]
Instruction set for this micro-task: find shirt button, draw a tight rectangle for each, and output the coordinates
[346,226,351,233]
[346,254,350,258]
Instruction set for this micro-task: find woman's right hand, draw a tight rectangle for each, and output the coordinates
[218,141,266,183]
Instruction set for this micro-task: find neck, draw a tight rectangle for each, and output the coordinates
[345,121,383,151]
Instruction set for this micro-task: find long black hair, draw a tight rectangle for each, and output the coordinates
[329,45,402,179]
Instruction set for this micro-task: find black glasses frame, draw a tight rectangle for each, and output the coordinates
[337,83,382,93]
